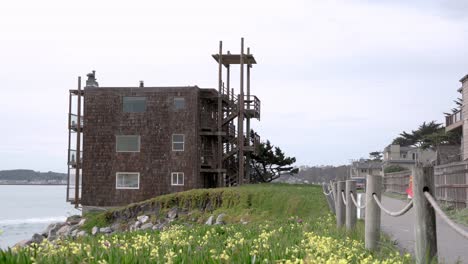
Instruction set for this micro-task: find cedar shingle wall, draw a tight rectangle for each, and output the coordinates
[81,87,201,207]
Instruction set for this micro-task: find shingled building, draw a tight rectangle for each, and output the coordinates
[67,39,261,210]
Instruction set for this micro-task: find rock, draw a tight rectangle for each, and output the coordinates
[111,222,122,232]
[100,227,112,234]
[66,215,82,225]
[56,225,72,237]
[77,231,87,237]
[167,208,178,219]
[77,218,86,226]
[137,215,149,224]
[71,229,79,238]
[134,220,142,229]
[91,226,99,235]
[140,223,153,230]
[215,213,226,225]
[47,223,66,241]
[30,233,44,245]
[205,215,214,225]
[240,218,248,225]
[152,223,166,231]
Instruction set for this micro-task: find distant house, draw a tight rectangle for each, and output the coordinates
[382,144,435,170]
[350,159,383,179]
[444,74,467,160]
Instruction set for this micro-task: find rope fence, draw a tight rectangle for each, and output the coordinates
[372,194,413,217]
[350,191,366,209]
[424,191,468,239]
[321,165,467,264]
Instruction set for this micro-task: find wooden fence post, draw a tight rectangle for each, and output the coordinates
[365,174,381,250]
[323,184,336,214]
[413,165,437,263]
[336,181,346,228]
[346,180,357,230]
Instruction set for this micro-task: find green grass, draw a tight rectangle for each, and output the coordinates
[0,184,413,263]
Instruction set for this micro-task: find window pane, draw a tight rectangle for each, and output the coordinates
[173,142,184,151]
[173,134,184,142]
[123,97,146,113]
[116,136,140,152]
[116,173,139,189]
[172,174,177,185]
[174,98,185,110]
[178,173,184,185]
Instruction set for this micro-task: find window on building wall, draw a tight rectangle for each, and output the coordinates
[123,97,146,113]
[116,172,140,189]
[172,134,185,151]
[361,169,367,173]
[116,135,140,152]
[174,97,185,110]
[412,153,418,160]
[402,153,407,159]
[171,172,184,186]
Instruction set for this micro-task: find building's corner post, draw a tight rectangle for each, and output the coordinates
[75,76,82,208]
[346,180,357,230]
[413,164,437,264]
[365,173,381,250]
[336,181,346,228]
[237,37,245,185]
[217,41,223,187]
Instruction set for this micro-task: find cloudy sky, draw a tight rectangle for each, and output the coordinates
[1,0,467,172]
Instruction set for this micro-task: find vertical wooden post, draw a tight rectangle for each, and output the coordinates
[217,41,223,187]
[346,180,357,230]
[365,174,381,250]
[323,184,336,214]
[245,47,251,184]
[237,38,245,185]
[331,181,337,204]
[75,77,81,208]
[336,181,346,228]
[66,91,72,202]
[413,165,437,263]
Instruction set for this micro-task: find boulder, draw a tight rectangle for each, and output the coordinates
[152,223,166,231]
[100,227,112,234]
[66,215,82,225]
[167,208,178,220]
[134,220,142,229]
[215,213,226,225]
[56,225,72,237]
[70,229,79,238]
[205,215,214,225]
[77,218,86,226]
[77,231,87,237]
[140,223,153,230]
[14,240,29,248]
[47,222,66,241]
[30,233,45,245]
[240,218,248,225]
[137,215,149,224]
[111,222,122,232]
[91,226,99,235]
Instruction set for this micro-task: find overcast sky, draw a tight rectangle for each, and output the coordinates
[1,0,467,173]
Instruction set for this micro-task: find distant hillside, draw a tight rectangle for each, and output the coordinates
[0,170,67,184]
[275,165,351,184]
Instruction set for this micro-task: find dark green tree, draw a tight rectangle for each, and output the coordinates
[249,140,298,183]
[369,151,382,161]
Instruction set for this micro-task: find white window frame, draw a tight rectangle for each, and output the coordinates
[116,135,141,152]
[171,172,184,186]
[116,172,140,189]
[172,134,185,151]
[123,96,147,113]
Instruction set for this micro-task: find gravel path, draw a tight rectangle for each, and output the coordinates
[380,196,468,264]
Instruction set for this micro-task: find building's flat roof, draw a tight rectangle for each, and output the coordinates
[212,54,257,66]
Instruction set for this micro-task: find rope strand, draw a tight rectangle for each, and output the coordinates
[424,191,468,239]
[372,194,413,217]
[341,191,348,206]
[350,192,366,209]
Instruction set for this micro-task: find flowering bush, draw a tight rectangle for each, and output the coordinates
[1,215,412,263]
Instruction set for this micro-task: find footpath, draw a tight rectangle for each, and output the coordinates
[380,196,468,264]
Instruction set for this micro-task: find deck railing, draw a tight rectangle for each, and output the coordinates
[445,109,462,127]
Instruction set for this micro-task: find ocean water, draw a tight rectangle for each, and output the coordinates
[0,185,80,249]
